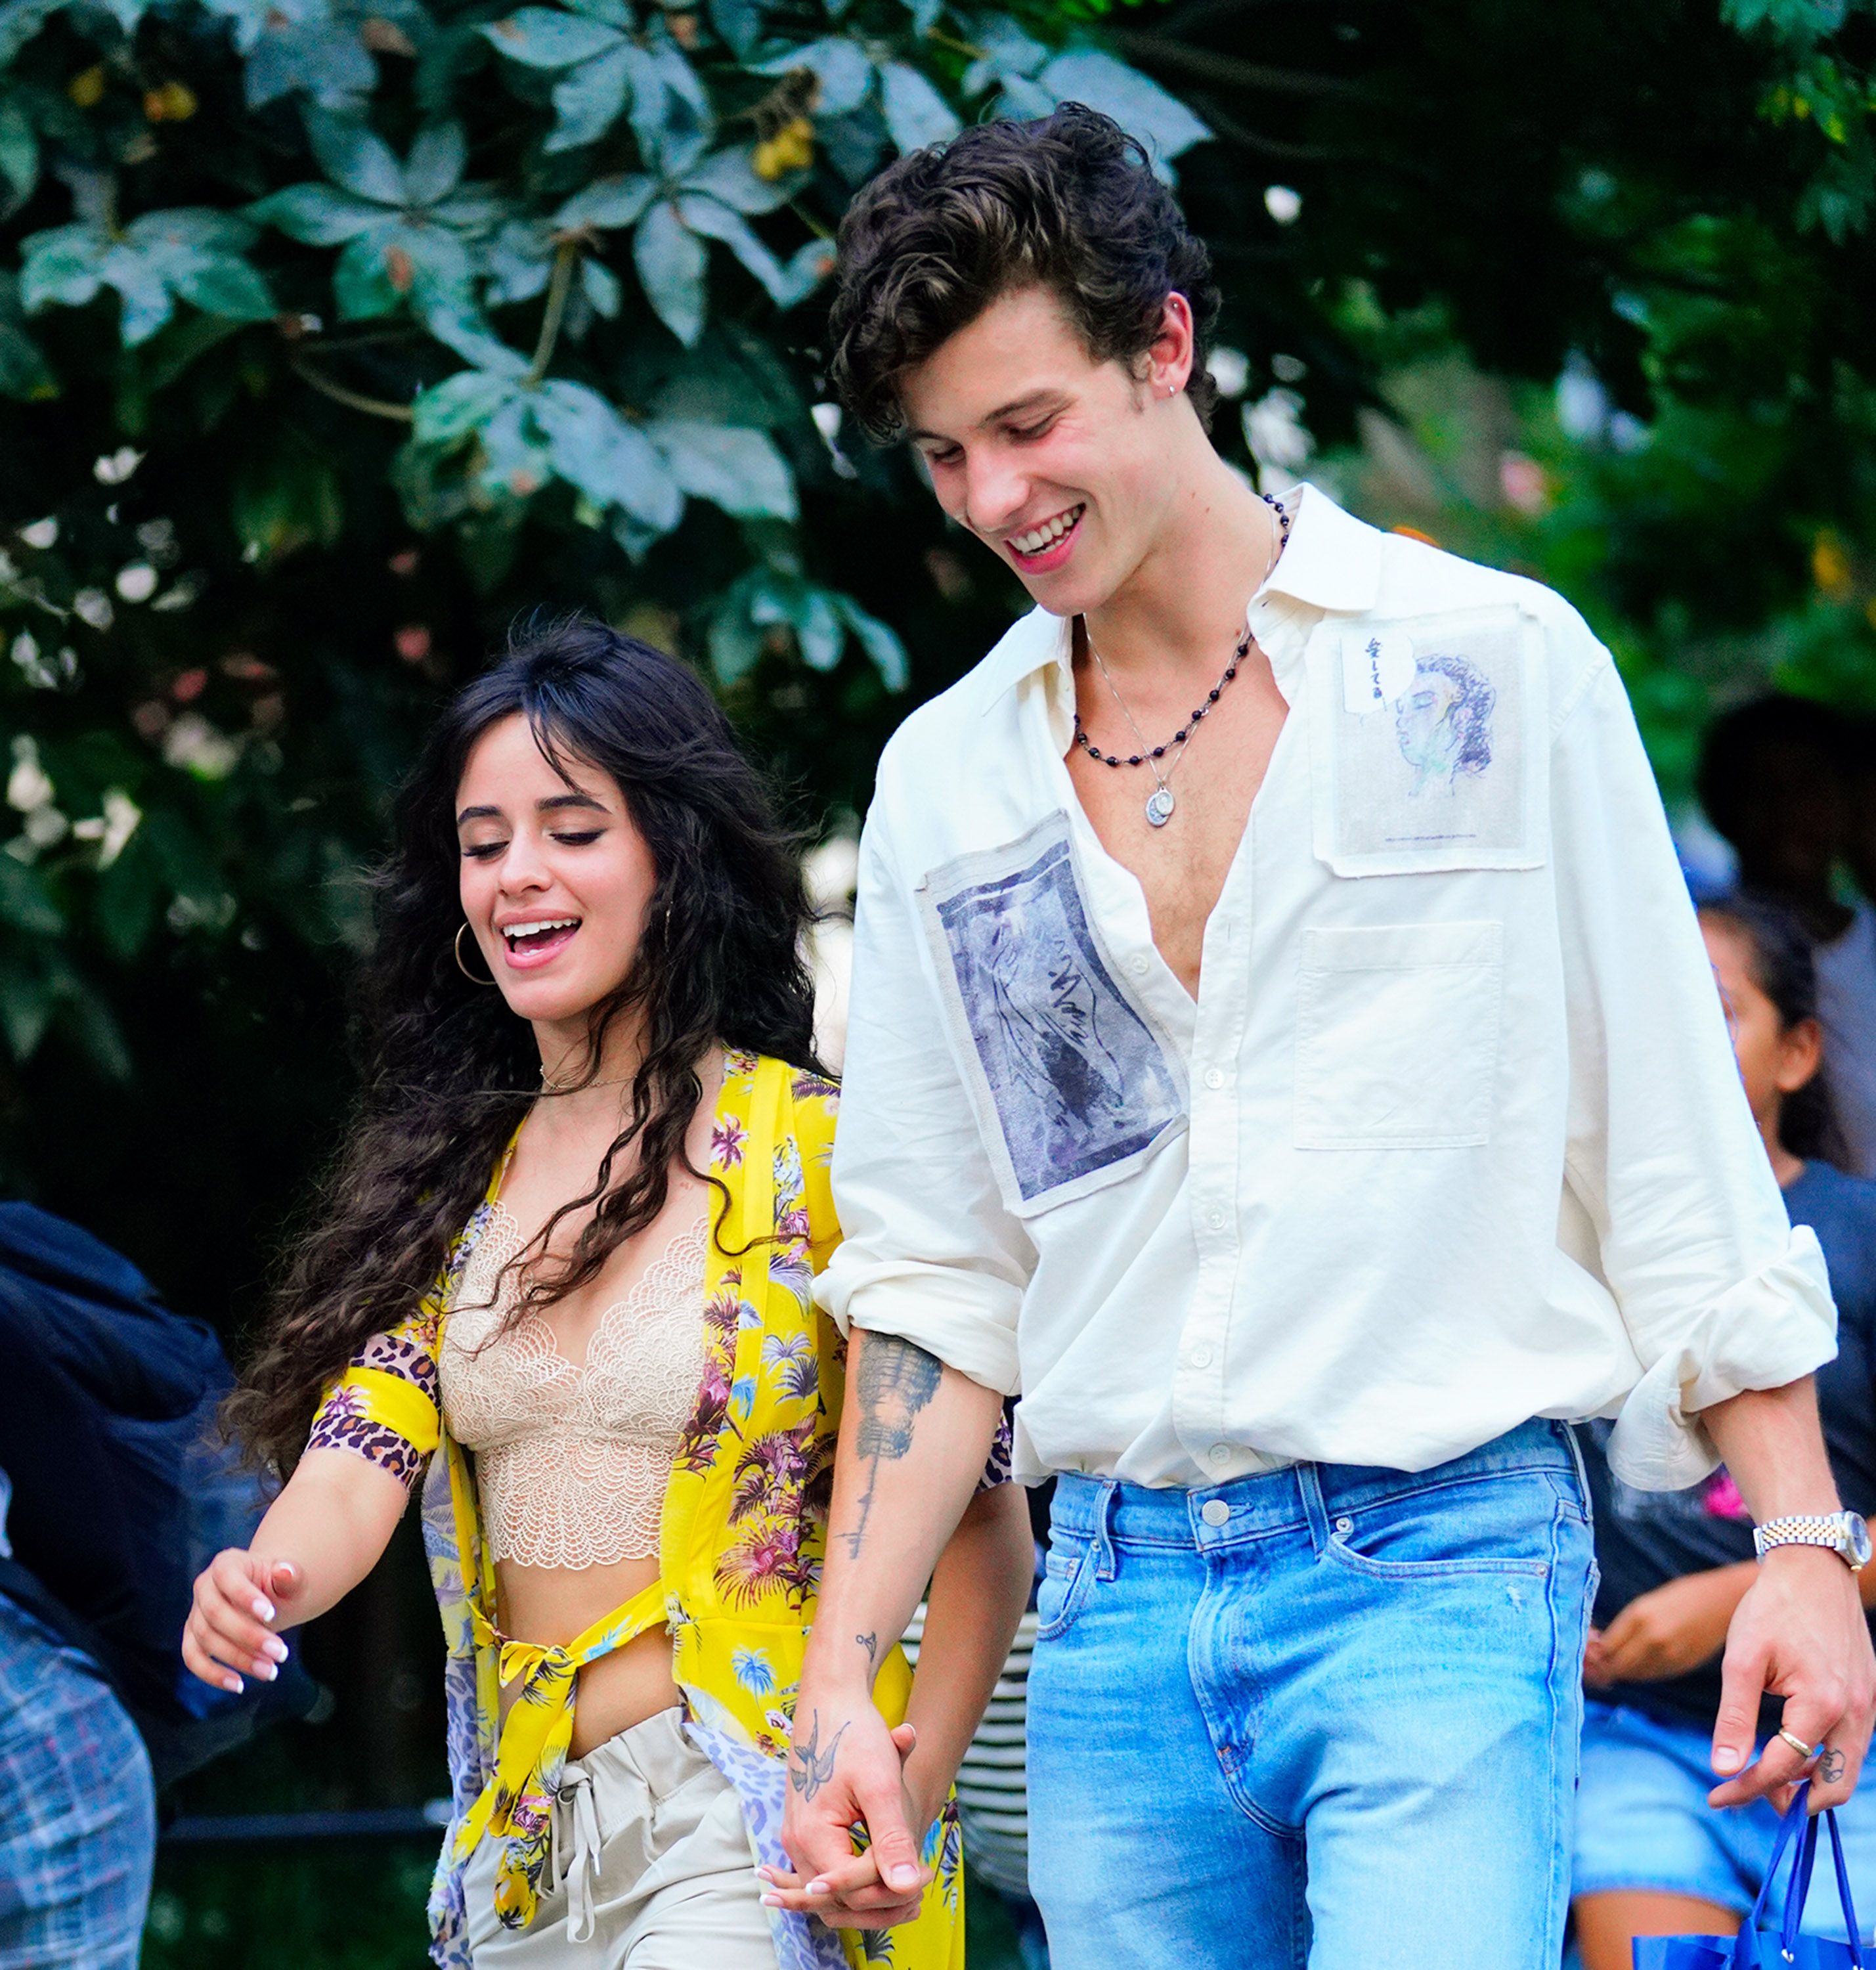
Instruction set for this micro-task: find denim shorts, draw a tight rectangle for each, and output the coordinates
[1574,1697,1876,1940]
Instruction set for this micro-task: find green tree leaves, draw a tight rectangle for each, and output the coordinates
[20,208,272,345]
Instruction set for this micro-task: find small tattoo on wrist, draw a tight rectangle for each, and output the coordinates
[789,1709,849,1803]
[856,1631,877,1670]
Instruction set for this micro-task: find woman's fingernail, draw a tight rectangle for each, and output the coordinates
[263,1636,288,1663]
[224,1673,244,1694]
[252,1598,275,1623]
[1714,1746,1743,1774]
[806,1880,831,1897]
[251,1659,278,1681]
[760,1894,783,1909]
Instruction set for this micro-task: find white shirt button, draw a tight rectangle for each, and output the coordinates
[1128,953,1150,976]
[1189,1346,1213,1369]
[1209,1443,1231,1464]
[1204,1067,1225,1091]
[1201,1499,1231,1527]
[1207,1208,1227,1231]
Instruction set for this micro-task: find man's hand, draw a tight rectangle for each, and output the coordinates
[1584,1565,1754,1687]
[770,1701,930,1928]
[1709,1547,1876,1812]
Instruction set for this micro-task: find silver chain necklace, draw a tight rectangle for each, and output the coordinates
[1073,492,1289,829]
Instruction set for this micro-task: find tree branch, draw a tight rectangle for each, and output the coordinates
[1104,31,1369,99]
[527,241,578,387]
[288,356,416,423]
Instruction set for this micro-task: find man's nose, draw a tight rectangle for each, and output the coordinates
[961,450,1029,538]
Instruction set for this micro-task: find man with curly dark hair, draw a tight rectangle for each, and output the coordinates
[770,106,1876,1969]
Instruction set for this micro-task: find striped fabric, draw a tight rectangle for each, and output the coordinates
[902,1606,1037,1900]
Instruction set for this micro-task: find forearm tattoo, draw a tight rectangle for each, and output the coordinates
[856,1631,877,1672]
[790,1708,849,1803]
[844,1334,942,1560]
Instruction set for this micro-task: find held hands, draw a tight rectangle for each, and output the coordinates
[181,1549,301,1694]
[768,1699,934,1929]
[1709,1547,1876,1812]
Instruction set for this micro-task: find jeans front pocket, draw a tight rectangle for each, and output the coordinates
[1322,1469,1560,1582]
[1035,1537,1097,1642]
[1294,920,1504,1150]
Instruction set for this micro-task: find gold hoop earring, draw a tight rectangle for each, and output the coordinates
[454,923,496,985]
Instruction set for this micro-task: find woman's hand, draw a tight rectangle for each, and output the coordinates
[1584,1564,1756,1687]
[182,1550,304,1694]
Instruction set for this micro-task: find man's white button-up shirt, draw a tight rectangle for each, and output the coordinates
[814,486,1837,1491]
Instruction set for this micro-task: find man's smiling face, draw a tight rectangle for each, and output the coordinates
[900,282,1186,620]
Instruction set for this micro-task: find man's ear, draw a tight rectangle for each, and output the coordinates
[1145,292,1196,399]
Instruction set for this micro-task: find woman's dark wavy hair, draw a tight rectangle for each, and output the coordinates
[229,615,825,1474]
[1700,889,1851,1168]
[827,103,1221,444]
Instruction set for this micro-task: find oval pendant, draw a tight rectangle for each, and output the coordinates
[1145,787,1175,827]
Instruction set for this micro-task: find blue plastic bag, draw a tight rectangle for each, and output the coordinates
[1634,1782,1868,1969]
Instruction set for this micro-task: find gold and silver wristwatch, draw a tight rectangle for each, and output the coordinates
[1753,1510,1873,1572]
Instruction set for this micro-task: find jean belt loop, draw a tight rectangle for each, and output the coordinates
[1557,1418,1592,1512]
[1092,1479,1120,1582]
[1297,1461,1332,1555]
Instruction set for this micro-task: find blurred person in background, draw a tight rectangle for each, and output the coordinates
[1571,892,1876,1965]
[1698,697,1876,1176]
[0,1202,307,1968]
[183,619,1031,1970]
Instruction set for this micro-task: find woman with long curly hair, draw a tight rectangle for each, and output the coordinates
[183,618,1033,1970]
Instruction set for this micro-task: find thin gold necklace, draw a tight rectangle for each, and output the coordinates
[538,1068,633,1096]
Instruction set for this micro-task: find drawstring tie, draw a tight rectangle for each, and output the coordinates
[551,1764,603,1942]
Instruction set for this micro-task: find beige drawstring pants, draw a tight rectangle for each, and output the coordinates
[462,1706,779,1969]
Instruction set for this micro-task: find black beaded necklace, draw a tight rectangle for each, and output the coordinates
[1072,492,1290,827]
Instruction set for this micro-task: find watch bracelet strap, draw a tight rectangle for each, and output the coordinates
[1754,1513,1848,1557]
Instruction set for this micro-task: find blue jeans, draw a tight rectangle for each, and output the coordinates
[1574,1697,1876,1940]
[0,1593,154,1969]
[1026,1418,1596,1970]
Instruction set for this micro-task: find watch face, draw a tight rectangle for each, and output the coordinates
[1848,1513,1873,1569]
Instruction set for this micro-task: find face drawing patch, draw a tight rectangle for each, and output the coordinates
[1393,651,1497,799]
[1318,605,1542,875]
[917,817,1185,1210]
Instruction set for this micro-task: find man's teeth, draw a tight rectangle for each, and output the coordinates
[504,918,578,945]
[1011,506,1084,556]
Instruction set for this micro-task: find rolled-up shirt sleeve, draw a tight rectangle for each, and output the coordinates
[813,797,1034,1397]
[1553,644,1837,1491]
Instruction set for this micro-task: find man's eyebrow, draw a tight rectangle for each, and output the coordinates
[907,390,1064,445]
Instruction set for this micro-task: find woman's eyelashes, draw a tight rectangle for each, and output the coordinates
[459,827,605,861]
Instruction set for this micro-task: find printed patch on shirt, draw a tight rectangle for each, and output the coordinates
[917,815,1186,1214]
[1311,603,1548,877]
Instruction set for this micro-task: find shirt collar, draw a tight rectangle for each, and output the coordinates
[973,482,1385,716]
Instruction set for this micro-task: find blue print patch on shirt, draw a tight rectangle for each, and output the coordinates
[917,816,1185,1211]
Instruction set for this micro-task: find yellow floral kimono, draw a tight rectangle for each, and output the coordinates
[305,1051,970,1970]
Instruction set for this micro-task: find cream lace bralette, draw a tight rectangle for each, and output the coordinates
[438,1203,708,1569]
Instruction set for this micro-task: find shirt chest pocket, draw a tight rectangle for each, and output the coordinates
[1294,921,1504,1150]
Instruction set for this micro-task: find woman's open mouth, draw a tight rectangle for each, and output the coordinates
[499,917,580,969]
[1006,503,1085,575]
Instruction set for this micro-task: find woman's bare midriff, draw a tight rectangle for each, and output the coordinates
[495,1553,681,1758]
